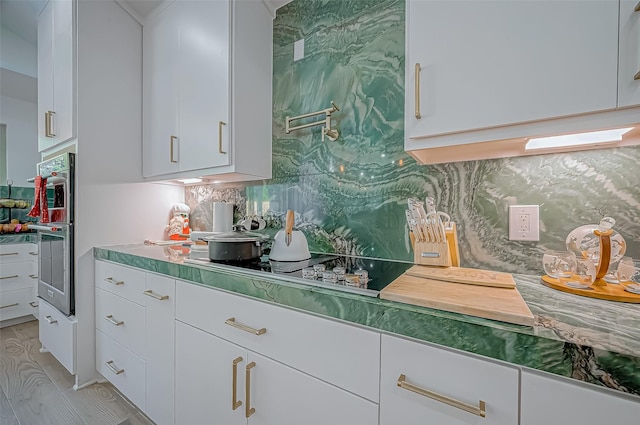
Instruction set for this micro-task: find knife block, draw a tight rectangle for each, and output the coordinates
[410,222,460,267]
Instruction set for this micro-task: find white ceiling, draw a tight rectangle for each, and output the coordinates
[0,0,293,46]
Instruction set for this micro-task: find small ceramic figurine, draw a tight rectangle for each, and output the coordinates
[165,203,191,240]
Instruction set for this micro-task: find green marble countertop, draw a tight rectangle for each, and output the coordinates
[0,233,37,244]
[94,243,640,396]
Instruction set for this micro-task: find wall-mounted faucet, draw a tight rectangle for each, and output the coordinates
[285,101,340,141]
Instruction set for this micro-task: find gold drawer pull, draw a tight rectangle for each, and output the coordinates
[397,374,486,418]
[232,357,243,410]
[0,252,18,256]
[245,362,256,418]
[0,275,18,280]
[170,135,178,163]
[143,290,169,300]
[634,70,640,81]
[225,317,266,335]
[29,301,38,308]
[0,303,19,309]
[45,315,57,324]
[219,121,227,154]
[29,251,38,256]
[104,277,124,286]
[29,274,38,279]
[105,315,124,326]
[106,360,125,375]
[635,1,640,12]
[415,63,422,119]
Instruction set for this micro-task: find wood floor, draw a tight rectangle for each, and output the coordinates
[0,319,154,425]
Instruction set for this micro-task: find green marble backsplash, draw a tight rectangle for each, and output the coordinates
[0,186,37,224]
[185,0,640,275]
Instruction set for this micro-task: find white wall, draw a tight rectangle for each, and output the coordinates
[73,0,183,388]
[0,27,37,78]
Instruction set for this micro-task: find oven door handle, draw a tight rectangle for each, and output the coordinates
[30,224,65,232]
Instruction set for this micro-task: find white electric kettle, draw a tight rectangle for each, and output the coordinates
[269,210,311,262]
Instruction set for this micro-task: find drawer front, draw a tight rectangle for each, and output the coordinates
[0,261,37,291]
[96,330,146,410]
[0,288,34,321]
[380,334,519,425]
[0,243,38,263]
[39,299,76,374]
[96,287,146,358]
[176,280,381,402]
[95,260,146,305]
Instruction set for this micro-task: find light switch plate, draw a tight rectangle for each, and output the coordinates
[509,205,540,241]
[294,39,304,61]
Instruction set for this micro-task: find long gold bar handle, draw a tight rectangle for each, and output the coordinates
[0,275,18,280]
[48,111,56,137]
[635,1,640,12]
[29,274,38,279]
[170,136,178,163]
[634,70,640,81]
[106,360,125,375]
[245,362,256,418]
[143,290,169,300]
[232,357,243,410]
[44,111,50,137]
[45,315,57,324]
[225,317,266,335]
[104,277,124,286]
[415,63,422,119]
[105,315,124,326]
[29,251,38,256]
[0,252,18,256]
[29,301,38,308]
[397,374,486,418]
[0,303,19,309]
[219,121,227,154]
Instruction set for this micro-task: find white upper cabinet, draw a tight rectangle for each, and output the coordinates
[405,0,620,151]
[143,0,273,182]
[618,0,640,108]
[38,0,74,153]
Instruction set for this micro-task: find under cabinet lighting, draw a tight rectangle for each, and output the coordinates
[525,127,633,151]
[177,178,203,184]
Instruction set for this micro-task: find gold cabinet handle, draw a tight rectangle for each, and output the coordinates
[143,290,169,300]
[232,357,243,410]
[105,315,124,326]
[45,315,57,324]
[29,301,38,308]
[0,275,18,280]
[29,274,38,279]
[415,63,422,119]
[245,362,256,418]
[0,252,18,256]
[635,1,640,12]
[47,110,56,137]
[106,360,125,375]
[29,251,38,256]
[0,303,19,309]
[225,317,266,335]
[219,121,227,154]
[397,374,486,418]
[104,277,124,286]
[44,111,50,137]
[634,70,640,81]
[170,135,178,163]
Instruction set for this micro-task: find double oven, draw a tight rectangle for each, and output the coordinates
[30,153,75,316]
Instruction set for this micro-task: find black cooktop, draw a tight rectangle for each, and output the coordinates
[186,251,413,295]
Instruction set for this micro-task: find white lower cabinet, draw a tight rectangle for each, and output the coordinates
[39,298,76,374]
[0,243,39,322]
[175,320,378,425]
[94,260,175,425]
[521,369,640,424]
[380,334,519,425]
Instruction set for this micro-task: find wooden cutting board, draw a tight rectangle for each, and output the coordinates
[405,265,516,289]
[380,274,534,326]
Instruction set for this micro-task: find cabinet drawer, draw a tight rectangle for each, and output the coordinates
[176,280,381,402]
[95,260,146,305]
[0,261,37,291]
[96,287,146,358]
[380,334,519,425]
[0,244,38,263]
[0,288,34,321]
[39,299,76,374]
[96,330,146,410]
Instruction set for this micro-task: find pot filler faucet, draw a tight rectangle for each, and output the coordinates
[285,101,340,142]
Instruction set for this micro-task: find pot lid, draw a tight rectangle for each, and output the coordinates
[202,226,268,243]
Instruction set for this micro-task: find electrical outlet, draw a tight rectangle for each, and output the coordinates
[509,205,539,241]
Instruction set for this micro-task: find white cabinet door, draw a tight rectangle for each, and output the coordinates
[142,3,180,177]
[405,0,618,146]
[175,321,247,425]
[37,0,54,151]
[144,274,175,425]
[39,299,76,374]
[618,0,640,107]
[178,0,230,172]
[380,335,519,425]
[247,351,379,425]
[521,370,640,425]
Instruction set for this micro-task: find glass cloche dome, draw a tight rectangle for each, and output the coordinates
[565,217,627,264]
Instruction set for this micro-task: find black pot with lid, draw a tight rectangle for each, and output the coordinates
[201,225,269,262]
